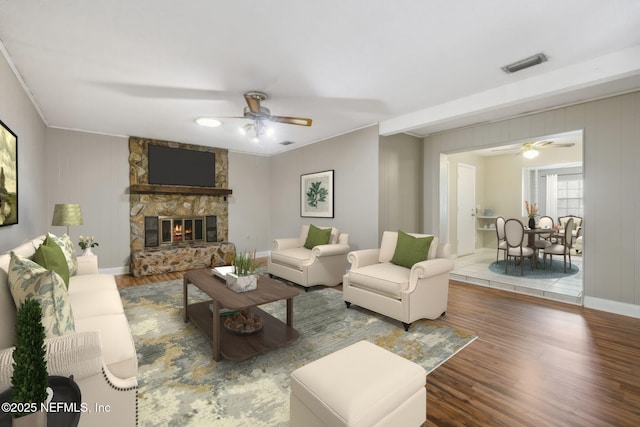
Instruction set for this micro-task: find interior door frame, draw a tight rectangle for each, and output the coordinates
[456,163,476,256]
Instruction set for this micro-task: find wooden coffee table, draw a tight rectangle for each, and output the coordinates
[183,269,300,361]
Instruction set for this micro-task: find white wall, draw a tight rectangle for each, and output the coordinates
[0,50,47,251]
[269,125,379,251]
[423,91,640,315]
[45,129,130,270]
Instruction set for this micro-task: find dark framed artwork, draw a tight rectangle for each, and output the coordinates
[0,119,17,227]
[301,170,334,218]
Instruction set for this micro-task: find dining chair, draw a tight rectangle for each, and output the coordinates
[495,216,507,263]
[543,217,574,273]
[504,218,535,275]
[533,215,554,252]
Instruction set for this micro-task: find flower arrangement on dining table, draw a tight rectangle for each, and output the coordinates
[524,201,538,218]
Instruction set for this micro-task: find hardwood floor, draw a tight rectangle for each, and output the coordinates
[428,281,640,426]
[116,273,640,425]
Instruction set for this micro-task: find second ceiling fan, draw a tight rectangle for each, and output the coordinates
[493,140,575,159]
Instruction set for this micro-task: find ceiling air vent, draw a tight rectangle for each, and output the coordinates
[501,53,548,74]
[279,141,295,146]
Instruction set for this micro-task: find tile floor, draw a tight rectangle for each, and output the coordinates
[450,248,584,305]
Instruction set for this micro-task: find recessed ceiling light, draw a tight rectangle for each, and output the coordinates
[195,117,222,128]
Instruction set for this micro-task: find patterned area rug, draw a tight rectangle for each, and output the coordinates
[120,280,476,426]
[489,258,579,278]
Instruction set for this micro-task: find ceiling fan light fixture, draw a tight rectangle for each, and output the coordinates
[194,117,222,128]
[523,148,539,159]
[501,53,548,74]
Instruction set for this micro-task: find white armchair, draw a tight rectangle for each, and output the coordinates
[268,225,350,289]
[343,231,454,331]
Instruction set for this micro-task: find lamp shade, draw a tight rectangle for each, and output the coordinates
[51,204,83,227]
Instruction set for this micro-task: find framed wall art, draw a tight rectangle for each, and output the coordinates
[301,170,334,218]
[0,119,17,227]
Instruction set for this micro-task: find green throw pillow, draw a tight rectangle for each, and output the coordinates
[33,236,71,288]
[390,230,434,269]
[304,224,332,249]
[8,252,75,338]
[48,233,78,276]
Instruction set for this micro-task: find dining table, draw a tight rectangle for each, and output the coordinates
[523,227,556,268]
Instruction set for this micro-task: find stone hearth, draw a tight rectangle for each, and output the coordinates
[130,243,235,277]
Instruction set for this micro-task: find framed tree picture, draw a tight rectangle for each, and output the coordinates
[301,170,334,218]
[0,119,17,227]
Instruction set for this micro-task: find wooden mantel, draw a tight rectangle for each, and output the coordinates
[130,184,232,196]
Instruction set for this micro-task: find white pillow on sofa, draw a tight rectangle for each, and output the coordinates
[8,252,75,338]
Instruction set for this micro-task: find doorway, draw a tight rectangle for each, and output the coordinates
[442,130,585,305]
[456,163,476,256]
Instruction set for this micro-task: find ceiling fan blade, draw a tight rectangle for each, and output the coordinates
[531,140,553,147]
[244,92,263,114]
[547,143,576,148]
[268,115,313,126]
[491,146,519,152]
[94,82,231,100]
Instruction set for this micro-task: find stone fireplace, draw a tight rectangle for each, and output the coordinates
[128,137,235,277]
[143,215,217,247]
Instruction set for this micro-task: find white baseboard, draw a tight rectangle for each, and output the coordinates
[99,266,130,275]
[584,296,640,319]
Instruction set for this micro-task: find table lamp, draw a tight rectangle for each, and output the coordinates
[51,204,83,236]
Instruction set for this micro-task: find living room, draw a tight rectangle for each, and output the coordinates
[1,2,640,425]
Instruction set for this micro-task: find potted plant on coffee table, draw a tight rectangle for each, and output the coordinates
[226,250,262,293]
[11,298,48,427]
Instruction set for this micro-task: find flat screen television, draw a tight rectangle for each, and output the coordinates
[148,144,216,187]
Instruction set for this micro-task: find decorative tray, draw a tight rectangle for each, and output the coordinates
[223,310,264,335]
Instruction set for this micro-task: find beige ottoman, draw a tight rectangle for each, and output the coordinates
[290,340,426,427]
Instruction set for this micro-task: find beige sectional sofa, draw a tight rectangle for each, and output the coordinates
[0,235,137,426]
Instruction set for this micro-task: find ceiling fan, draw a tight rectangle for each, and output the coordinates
[492,140,575,159]
[240,91,313,127]
[217,91,312,143]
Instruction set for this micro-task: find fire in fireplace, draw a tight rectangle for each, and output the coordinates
[144,215,217,247]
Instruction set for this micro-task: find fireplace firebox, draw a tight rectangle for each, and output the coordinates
[144,215,217,247]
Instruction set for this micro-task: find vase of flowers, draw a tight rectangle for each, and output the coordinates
[525,201,538,229]
[78,235,99,256]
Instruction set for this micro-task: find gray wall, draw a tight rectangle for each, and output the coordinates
[44,129,130,270]
[379,133,422,237]
[0,51,47,250]
[228,151,271,254]
[423,91,640,315]
[269,125,379,251]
